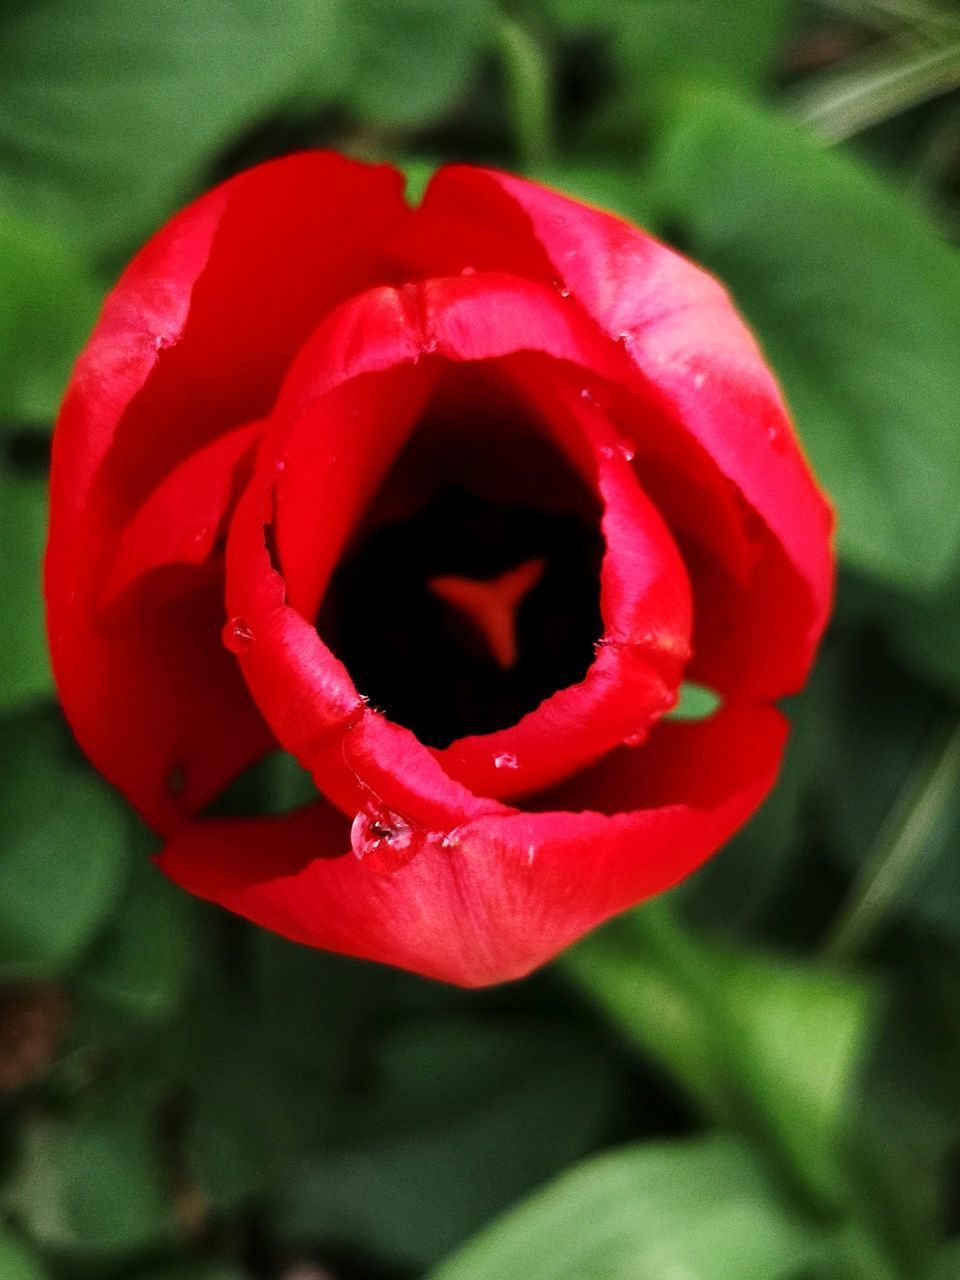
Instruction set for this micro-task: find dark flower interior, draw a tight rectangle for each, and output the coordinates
[318,365,604,747]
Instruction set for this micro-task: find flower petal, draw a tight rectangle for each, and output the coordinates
[46,152,408,831]
[224,275,636,825]
[405,167,834,698]
[435,361,692,798]
[157,704,785,986]
[100,419,262,608]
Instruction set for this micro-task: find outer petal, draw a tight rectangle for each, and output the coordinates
[46,152,409,831]
[401,167,834,699]
[157,705,785,986]
[100,420,262,607]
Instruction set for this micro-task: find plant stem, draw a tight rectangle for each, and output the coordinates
[497,17,556,172]
[822,719,960,962]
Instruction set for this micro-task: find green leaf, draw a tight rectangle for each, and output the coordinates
[0,0,324,258]
[7,1064,175,1256]
[648,89,960,591]
[276,1017,622,1269]
[544,0,789,95]
[846,960,960,1273]
[851,567,960,696]
[74,841,198,1021]
[0,210,99,424]
[0,467,51,709]
[184,996,281,1211]
[137,1267,248,1280]
[159,934,312,1212]
[426,1136,822,1280]
[930,1242,960,1279]
[345,0,494,127]
[668,681,722,721]
[399,159,440,207]
[0,713,130,977]
[534,165,657,227]
[563,902,877,1208]
[887,578,960,696]
[0,1231,49,1280]
[676,684,816,929]
[808,634,960,952]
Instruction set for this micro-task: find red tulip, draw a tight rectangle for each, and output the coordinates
[45,154,833,985]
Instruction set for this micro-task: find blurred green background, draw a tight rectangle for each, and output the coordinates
[2,1,960,1277]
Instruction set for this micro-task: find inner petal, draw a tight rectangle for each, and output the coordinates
[311,357,693,807]
[317,366,604,749]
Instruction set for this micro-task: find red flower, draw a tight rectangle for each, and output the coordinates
[45,154,833,986]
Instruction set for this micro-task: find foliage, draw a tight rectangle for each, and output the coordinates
[1,1,959,1278]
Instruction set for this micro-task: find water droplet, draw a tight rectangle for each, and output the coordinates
[766,423,787,451]
[153,332,176,352]
[190,526,209,545]
[526,844,537,867]
[493,752,519,770]
[274,456,287,473]
[622,729,648,747]
[579,384,610,412]
[427,828,460,850]
[598,438,635,463]
[460,265,477,276]
[616,330,634,354]
[550,277,571,298]
[221,617,254,653]
[350,806,417,871]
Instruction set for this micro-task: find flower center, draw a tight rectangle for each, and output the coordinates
[319,488,603,748]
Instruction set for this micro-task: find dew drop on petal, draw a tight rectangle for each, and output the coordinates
[460,265,477,276]
[622,729,648,747]
[526,844,537,866]
[221,617,254,653]
[617,440,636,463]
[350,805,417,871]
[426,828,460,850]
[493,752,519,770]
[550,277,571,298]
[767,423,787,451]
[579,384,610,412]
